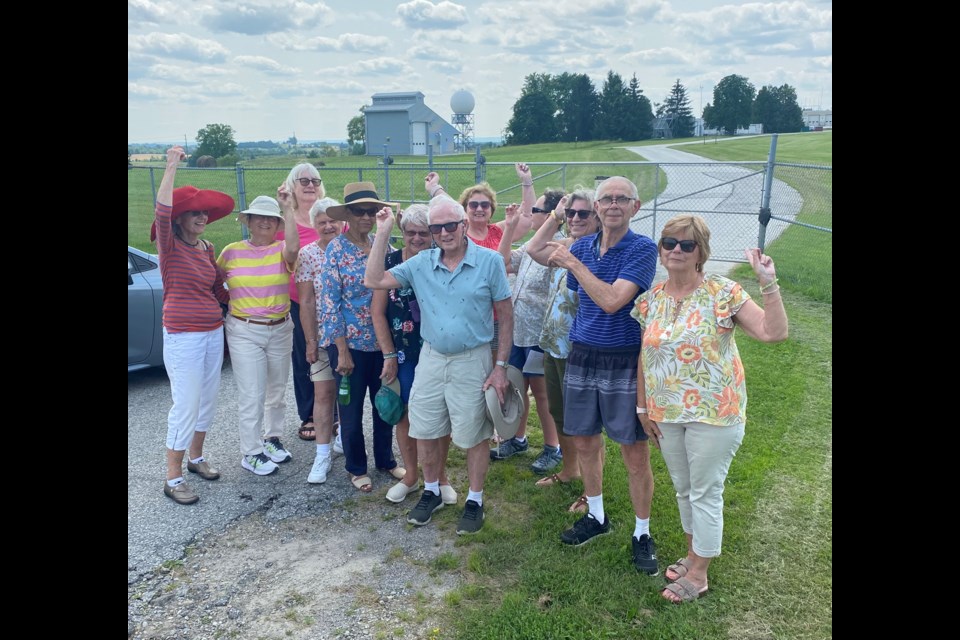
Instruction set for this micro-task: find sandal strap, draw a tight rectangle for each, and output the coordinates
[664,577,705,602]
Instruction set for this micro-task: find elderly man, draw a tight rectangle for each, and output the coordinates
[542,176,660,574]
[364,195,512,535]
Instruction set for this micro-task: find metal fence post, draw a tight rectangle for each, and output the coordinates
[652,164,660,238]
[561,164,567,191]
[475,147,483,183]
[236,163,249,240]
[427,144,433,170]
[758,134,779,250]
[149,167,157,204]
[383,143,390,200]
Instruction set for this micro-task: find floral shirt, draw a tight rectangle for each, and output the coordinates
[383,249,422,365]
[539,268,579,359]
[320,234,379,352]
[509,231,565,347]
[295,240,327,344]
[631,274,750,427]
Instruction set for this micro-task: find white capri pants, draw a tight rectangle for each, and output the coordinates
[658,421,745,558]
[163,326,224,451]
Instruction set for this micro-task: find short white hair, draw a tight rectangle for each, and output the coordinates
[309,197,340,225]
[426,195,465,224]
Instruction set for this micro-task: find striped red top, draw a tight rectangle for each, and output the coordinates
[154,202,228,333]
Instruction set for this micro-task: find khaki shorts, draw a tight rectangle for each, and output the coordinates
[408,341,493,449]
[309,347,333,382]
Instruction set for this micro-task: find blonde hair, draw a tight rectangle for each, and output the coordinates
[660,214,711,272]
[284,163,326,211]
[457,182,497,215]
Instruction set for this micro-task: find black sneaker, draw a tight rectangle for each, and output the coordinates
[490,437,529,460]
[560,513,610,546]
[456,500,485,535]
[632,534,659,575]
[406,490,443,526]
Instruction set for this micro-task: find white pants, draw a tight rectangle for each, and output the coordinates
[225,315,294,456]
[658,421,745,558]
[163,326,224,451]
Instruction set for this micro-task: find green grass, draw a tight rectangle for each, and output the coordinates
[432,288,831,640]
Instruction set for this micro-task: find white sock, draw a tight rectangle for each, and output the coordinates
[189,456,204,464]
[316,443,330,456]
[167,477,185,487]
[515,436,527,443]
[467,490,483,506]
[634,516,650,539]
[424,480,440,496]
[586,494,604,523]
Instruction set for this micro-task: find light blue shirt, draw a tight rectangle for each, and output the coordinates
[389,241,511,354]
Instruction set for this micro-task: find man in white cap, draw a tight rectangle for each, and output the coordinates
[364,194,512,535]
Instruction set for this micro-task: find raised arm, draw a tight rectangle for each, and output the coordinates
[364,207,402,290]
[527,194,571,266]
[371,288,398,384]
[732,248,789,342]
[547,241,640,313]
[157,146,184,208]
[424,172,446,199]
[498,203,522,273]
[277,184,299,267]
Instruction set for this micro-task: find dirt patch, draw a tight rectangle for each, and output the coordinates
[128,497,463,639]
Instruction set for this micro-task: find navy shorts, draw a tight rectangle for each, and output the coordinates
[508,344,545,377]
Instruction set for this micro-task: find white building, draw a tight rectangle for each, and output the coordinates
[802,109,832,129]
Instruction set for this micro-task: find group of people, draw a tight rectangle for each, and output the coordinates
[151,146,788,603]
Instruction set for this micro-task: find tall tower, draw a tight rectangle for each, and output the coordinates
[450,89,475,152]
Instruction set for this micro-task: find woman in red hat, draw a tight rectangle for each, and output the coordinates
[153,146,235,505]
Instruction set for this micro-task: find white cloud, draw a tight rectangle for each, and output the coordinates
[127,0,177,26]
[233,55,298,75]
[149,63,234,83]
[427,60,462,74]
[396,0,469,28]
[621,47,694,66]
[129,82,166,99]
[202,1,333,35]
[270,32,391,52]
[129,32,230,62]
[675,1,831,55]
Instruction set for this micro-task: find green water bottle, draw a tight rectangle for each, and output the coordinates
[338,374,351,405]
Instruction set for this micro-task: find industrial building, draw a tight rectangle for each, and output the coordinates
[363,92,459,156]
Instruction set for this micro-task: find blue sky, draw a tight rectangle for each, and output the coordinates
[128,0,832,143]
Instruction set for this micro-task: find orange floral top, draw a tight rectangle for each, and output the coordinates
[630,274,750,426]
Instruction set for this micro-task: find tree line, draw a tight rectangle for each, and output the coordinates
[504,72,804,144]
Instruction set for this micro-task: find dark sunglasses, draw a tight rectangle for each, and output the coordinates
[565,209,593,220]
[531,207,549,214]
[296,178,322,187]
[660,237,698,253]
[467,201,491,210]
[349,206,378,217]
[403,229,432,238]
[428,221,463,234]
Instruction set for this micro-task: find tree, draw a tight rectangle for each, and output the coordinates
[752,84,804,133]
[707,75,756,135]
[623,74,654,141]
[662,79,695,138]
[552,72,598,142]
[506,73,559,144]
[596,71,630,140]
[347,110,366,153]
[193,124,237,165]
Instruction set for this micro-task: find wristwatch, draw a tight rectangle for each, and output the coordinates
[495,359,508,369]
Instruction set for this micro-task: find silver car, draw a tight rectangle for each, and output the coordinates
[128,246,164,372]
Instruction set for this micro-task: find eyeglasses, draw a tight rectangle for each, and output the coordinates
[297,178,322,187]
[428,221,463,234]
[565,209,593,220]
[349,206,378,217]
[186,210,208,218]
[660,237,698,253]
[403,229,432,239]
[531,207,549,214]
[597,195,635,207]
[467,201,491,210]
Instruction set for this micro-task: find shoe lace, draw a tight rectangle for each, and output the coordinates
[635,535,652,554]
[415,492,437,510]
[252,453,270,465]
[462,501,481,521]
[266,437,284,450]
[575,514,600,533]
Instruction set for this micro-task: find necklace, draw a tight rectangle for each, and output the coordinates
[664,276,705,328]
[176,234,200,247]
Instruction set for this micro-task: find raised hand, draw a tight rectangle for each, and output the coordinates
[424,172,441,196]
[376,206,395,234]
[515,162,532,182]
[277,183,293,211]
[166,146,185,164]
[504,203,521,229]
[744,248,777,287]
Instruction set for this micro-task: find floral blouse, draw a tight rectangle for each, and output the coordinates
[539,268,580,359]
[510,232,565,347]
[320,234,379,352]
[294,240,326,344]
[383,249,423,365]
[631,274,750,427]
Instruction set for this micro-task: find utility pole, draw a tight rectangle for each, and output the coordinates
[184,134,188,154]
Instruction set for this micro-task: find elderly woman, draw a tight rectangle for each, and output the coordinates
[522,187,605,513]
[424,164,535,360]
[277,163,325,442]
[631,214,788,603]
[321,182,403,493]
[217,193,299,476]
[370,204,457,505]
[153,146,234,505]
[490,189,566,471]
[295,197,344,484]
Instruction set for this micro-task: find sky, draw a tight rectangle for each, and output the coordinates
[128,0,832,144]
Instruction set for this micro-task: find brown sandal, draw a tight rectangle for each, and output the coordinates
[350,474,373,493]
[536,474,566,487]
[665,558,692,582]
[298,422,317,441]
[568,494,588,513]
[662,577,708,603]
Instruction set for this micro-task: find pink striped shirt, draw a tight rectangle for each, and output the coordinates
[217,240,293,318]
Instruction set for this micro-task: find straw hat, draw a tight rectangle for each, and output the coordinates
[325,182,396,221]
[484,365,525,440]
[150,185,235,241]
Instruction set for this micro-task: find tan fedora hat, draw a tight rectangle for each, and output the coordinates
[484,365,525,440]
[325,182,397,221]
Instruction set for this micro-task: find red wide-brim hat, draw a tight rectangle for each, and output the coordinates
[150,185,235,241]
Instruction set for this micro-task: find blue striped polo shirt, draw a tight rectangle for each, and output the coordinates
[567,229,657,347]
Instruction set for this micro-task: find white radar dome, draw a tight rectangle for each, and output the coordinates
[450,90,475,114]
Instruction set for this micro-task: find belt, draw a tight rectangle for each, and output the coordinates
[230,314,288,326]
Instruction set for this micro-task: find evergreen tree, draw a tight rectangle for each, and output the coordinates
[553,72,598,142]
[663,79,695,138]
[506,73,559,144]
[597,71,629,140]
[623,74,654,140]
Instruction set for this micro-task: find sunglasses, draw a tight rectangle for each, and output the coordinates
[565,209,593,220]
[531,207,549,214]
[297,178,322,187]
[349,207,378,217]
[403,229,432,239]
[660,237,698,253]
[467,201,491,210]
[428,221,463,234]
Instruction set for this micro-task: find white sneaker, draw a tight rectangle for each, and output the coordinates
[263,437,292,463]
[439,483,458,505]
[307,452,332,484]
[385,480,420,503]
[241,453,279,476]
[333,432,344,455]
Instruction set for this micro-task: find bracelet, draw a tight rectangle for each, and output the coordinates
[761,286,781,295]
[552,209,564,224]
[429,186,444,197]
[636,406,648,415]
[383,352,398,359]
[521,182,533,187]
[759,278,779,292]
